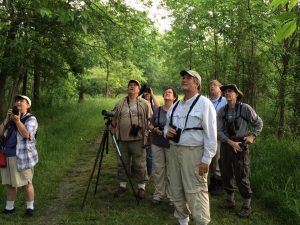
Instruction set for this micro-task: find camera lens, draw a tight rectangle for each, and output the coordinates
[12,106,19,115]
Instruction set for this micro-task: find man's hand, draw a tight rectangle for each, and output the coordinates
[227,139,243,153]
[197,162,209,176]
[166,127,176,139]
[153,127,163,136]
[244,134,255,144]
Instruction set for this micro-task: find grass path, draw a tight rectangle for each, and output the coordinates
[35,133,282,225]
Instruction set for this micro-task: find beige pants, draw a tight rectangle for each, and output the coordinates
[152,144,172,202]
[1,157,33,188]
[169,144,210,225]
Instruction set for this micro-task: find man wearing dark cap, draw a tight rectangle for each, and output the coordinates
[112,79,152,199]
[217,84,263,218]
[165,70,217,225]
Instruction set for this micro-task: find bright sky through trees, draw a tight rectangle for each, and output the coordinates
[124,0,173,32]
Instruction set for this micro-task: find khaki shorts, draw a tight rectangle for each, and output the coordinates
[1,157,33,188]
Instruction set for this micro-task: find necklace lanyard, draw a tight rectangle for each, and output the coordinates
[213,96,222,110]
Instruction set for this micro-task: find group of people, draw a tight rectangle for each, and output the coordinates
[111,70,263,225]
[0,69,263,224]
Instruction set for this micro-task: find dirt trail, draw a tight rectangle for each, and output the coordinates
[37,140,99,225]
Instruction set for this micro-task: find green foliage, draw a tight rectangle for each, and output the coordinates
[40,73,78,106]
[80,61,145,97]
[270,0,298,41]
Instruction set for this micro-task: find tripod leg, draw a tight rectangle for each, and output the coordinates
[94,129,108,194]
[81,129,108,210]
[109,130,140,205]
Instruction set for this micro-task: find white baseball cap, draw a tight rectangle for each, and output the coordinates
[180,70,201,83]
[15,95,32,107]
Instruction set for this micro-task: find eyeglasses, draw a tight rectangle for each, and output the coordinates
[223,89,234,94]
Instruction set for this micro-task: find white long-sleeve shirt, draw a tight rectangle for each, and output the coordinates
[164,94,217,165]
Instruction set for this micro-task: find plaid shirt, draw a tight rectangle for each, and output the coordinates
[16,114,38,171]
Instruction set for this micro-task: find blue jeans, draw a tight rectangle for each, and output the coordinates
[146,145,152,176]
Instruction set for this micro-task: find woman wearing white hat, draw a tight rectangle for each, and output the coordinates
[0,95,38,217]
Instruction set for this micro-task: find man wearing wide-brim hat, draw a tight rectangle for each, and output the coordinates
[220,84,244,101]
[217,84,263,218]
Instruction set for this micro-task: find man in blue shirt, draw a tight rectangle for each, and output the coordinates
[208,80,227,195]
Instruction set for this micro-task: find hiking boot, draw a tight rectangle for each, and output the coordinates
[237,206,252,218]
[136,188,145,199]
[113,187,127,198]
[209,177,223,196]
[2,208,15,214]
[24,208,34,217]
[152,199,161,205]
[219,199,235,209]
[216,178,223,187]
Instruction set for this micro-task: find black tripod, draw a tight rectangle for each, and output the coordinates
[81,115,139,210]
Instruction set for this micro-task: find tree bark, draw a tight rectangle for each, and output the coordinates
[106,60,110,97]
[0,10,20,118]
[33,57,41,104]
[277,39,289,138]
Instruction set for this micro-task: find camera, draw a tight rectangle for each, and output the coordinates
[167,125,182,143]
[238,141,248,151]
[129,124,141,136]
[102,110,115,117]
[158,126,164,131]
[139,84,151,96]
[12,106,19,115]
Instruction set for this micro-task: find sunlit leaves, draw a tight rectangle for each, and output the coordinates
[276,20,297,41]
[270,0,299,41]
[39,8,52,17]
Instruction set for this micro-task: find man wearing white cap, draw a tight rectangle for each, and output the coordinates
[165,70,217,225]
[0,95,38,217]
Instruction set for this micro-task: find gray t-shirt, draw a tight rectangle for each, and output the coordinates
[150,107,170,148]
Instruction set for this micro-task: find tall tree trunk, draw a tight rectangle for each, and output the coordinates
[22,69,28,95]
[33,57,41,104]
[277,39,289,138]
[106,60,110,97]
[7,74,23,108]
[291,5,300,134]
[0,16,20,118]
[212,3,219,79]
[0,76,7,120]
[188,31,192,69]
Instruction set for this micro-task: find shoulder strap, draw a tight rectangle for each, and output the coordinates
[184,94,201,129]
[238,103,249,123]
[20,113,33,124]
[169,100,180,127]
[169,94,202,129]
[157,106,161,126]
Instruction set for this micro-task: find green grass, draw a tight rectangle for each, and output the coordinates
[0,97,297,225]
[252,138,300,225]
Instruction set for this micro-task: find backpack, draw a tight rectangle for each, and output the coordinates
[0,114,37,149]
